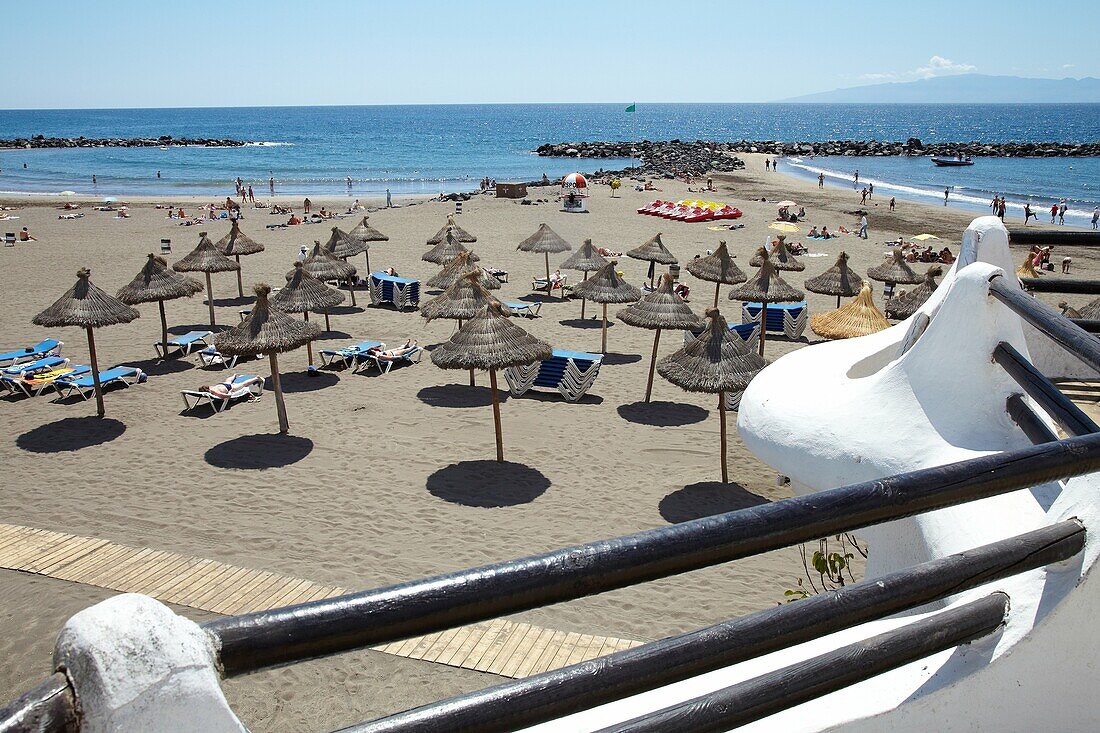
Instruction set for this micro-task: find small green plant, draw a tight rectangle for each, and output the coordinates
[782,533,867,602]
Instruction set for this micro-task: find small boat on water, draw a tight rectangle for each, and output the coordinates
[932,156,974,167]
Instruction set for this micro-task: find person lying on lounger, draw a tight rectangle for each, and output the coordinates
[201,374,262,401]
[367,340,419,360]
[596,246,623,257]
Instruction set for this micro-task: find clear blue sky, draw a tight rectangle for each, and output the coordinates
[5,0,1096,109]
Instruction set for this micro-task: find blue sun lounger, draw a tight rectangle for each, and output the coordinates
[319,340,383,369]
[51,366,145,400]
[154,330,213,358]
[741,301,809,340]
[1,364,90,398]
[2,355,68,376]
[369,273,419,311]
[503,348,602,402]
[0,338,63,367]
[360,342,422,374]
[504,302,541,318]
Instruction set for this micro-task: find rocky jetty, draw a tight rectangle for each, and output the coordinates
[0,135,248,149]
[535,140,745,179]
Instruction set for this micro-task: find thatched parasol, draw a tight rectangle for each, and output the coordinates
[172,232,240,326]
[423,228,480,266]
[618,273,704,403]
[572,260,642,354]
[560,239,609,319]
[804,251,864,308]
[657,308,766,483]
[518,223,572,300]
[117,253,204,357]
[325,226,371,277]
[885,265,942,320]
[212,283,321,434]
[867,251,922,301]
[728,248,805,357]
[750,234,804,272]
[427,214,476,244]
[34,269,140,417]
[431,300,551,462]
[627,233,678,287]
[422,270,510,386]
[811,283,890,339]
[1059,301,1083,319]
[1078,297,1100,320]
[427,250,500,291]
[215,221,265,299]
[1016,251,1041,279]
[349,215,389,243]
[271,261,346,366]
[686,241,747,307]
[291,241,359,306]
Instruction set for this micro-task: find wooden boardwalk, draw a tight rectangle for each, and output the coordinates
[0,523,641,678]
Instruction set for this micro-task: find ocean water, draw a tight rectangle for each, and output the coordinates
[0,104,1097,218]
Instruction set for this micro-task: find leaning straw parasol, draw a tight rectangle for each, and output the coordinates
[686,241,746,307]
[172,232,240,327]
[728,248,805,357]
[431,299,551,462]
[517,223,572,300]
[291,241,358,306]
[560,238,609,319]
[324,226,369,275]
[215,221,265,299]
[270,261,345,366]
[34,268,140,417]
[811,282,890,340]
[1059,302,1083,319]
[627,233,678,287]
[423,228,480,266]
[427,214,476,244]
[804,251,864,308]
[1078,297,1100,320]
[867,250,922,300]
[348,216,389,274]
[422,271,510,386]
[117,253,204,357]
[427,250,500,291]
[572,260,641,354]
[658,308,766,483]
[885,265,942,320]
[212,283,321,434]
[750,234,804,271]
[618,273,704,403]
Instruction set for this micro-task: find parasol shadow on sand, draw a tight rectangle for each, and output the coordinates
[215,221,265,299]
[172,232,240,327]
[658,481,770,523]
[274,370,340,393]
[617,400,708,427]
[117,253,203,358]
[417,384,510,409]
[17,416,126,453]
[561,239,609,318]
[204,433,313,470]
[518,223,572,301]
[687,241,746,308]
[427,460,550,507]
[618,273,704,402]
[572,261,641,354]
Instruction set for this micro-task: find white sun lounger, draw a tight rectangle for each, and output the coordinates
[180,375,263,414]
[360,343,423,374]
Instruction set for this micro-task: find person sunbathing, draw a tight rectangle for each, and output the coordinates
[820,226,830,238]
[383,266,399,276]
[19,227,35,241]
[201,375,262,401]
[807,226,819,238]
[596,246,623,257]
[939,247,955,264]
[788,242,808,255]
[287,214,302,225]
[367,339,419,360]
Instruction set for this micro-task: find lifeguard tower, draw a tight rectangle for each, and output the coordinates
[560,172,589,213]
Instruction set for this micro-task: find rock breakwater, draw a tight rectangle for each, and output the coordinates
[0,135,248,149]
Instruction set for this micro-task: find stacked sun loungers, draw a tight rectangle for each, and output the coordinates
[503,348,602,402]
[742,301,809,341]
[180,375,263,414]
[369,273,420,311]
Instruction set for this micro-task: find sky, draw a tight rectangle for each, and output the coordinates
[4,0,1097,109]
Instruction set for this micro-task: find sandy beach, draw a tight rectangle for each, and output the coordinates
[0,156,1095,731]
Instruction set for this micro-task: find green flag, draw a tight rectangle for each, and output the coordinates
[625,103,636,113]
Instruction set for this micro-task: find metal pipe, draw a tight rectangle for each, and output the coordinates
[989,276,1100,374]
[993,342,1098,436]
[593,593,1010,733]
[336,521,1084,733]
[1006,394,1060,444]
[205,433,1100,676]
[0,673,79,733]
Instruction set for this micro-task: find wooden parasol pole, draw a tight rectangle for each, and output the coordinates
[713,281,721,308]
[459,318,474,386]
[758,299,769,357]
[269,352,289,434]
[205,272,216,326]
[718,392,728,483]
[601,302,609,354]
[86,326,105,418]
[302,311,314,367]
[581,271,590,319]
[644,328,661,403]
[489,368,504,462]
[364,250,371,279]
[323,309,331,331]
[544,253,552,299]
[234,255,244,299]
[346,277,357,307]
[157,300,169,357]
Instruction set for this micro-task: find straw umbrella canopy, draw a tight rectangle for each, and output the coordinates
[215,221,265,299]
[427,214,476,244]
[172,232,240,326]
[34,268,140,417]
[572,260,642,354]
[617,273,704,403]
[804,251,864,308]
[325,226,371,277]
[427,250,500,291]
[657,308,766,483]
[686,241,747,307]
[867,251,922,301]
[885,266,942,320]
[423,228,480,266]
[811,283,890,339]
[431,300,552,462]
[518,223,572,300]
[117,253,204,356]
[1078,297,1100,320]
[560,238,609,319]
[290,241,359,306]
[422,271,510,386]
[271,261,346,366]
[212,283,321,434]
[348,215,389,274]
[728,248,805,357]
[1059,302,1083,319]
[627,233,678,287]
[750,234,804,272]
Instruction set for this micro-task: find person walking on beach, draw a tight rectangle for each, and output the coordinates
[269,176,275,195]
[346,176,353,190]
[818,172,825,188]
[765,158,771,172]
[92,174,97,186]
[1051,203,1059,223]
[247,185,254,203]
[858,213,869,239]
[1024,203,1037,224]
[853,169,859,188]
[386,188,393,208]
[860,187,868,204]
[868,183,873,199]
[944,187,950,206]
[1059,201,1067,225]
[304,198,312,214]
[1092,207,1099,230]
[889,196,896,212]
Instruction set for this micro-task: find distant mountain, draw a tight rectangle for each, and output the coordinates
[781,74,1100,104]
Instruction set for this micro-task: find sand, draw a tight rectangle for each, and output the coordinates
[0,156,1094,731]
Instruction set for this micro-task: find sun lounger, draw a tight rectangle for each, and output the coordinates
[0,338,63,367]
[1,355,68,376]
[4,233,15,247]
[503,348,602,402]
[180,375,263,414]
[369,273,420,311]
[742,301,809,340]
[1,364,90,398]
[683,322,761,353]
[319,340,383,369]
[154,330,213,358]
[197,346,239,369]
[360,342,422,374]
[531,275,570,294]
[485,268,508,283]
[51,366,145,400]
[504,301,541,318]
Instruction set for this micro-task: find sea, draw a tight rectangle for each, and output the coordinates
[1,103,1097,224]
